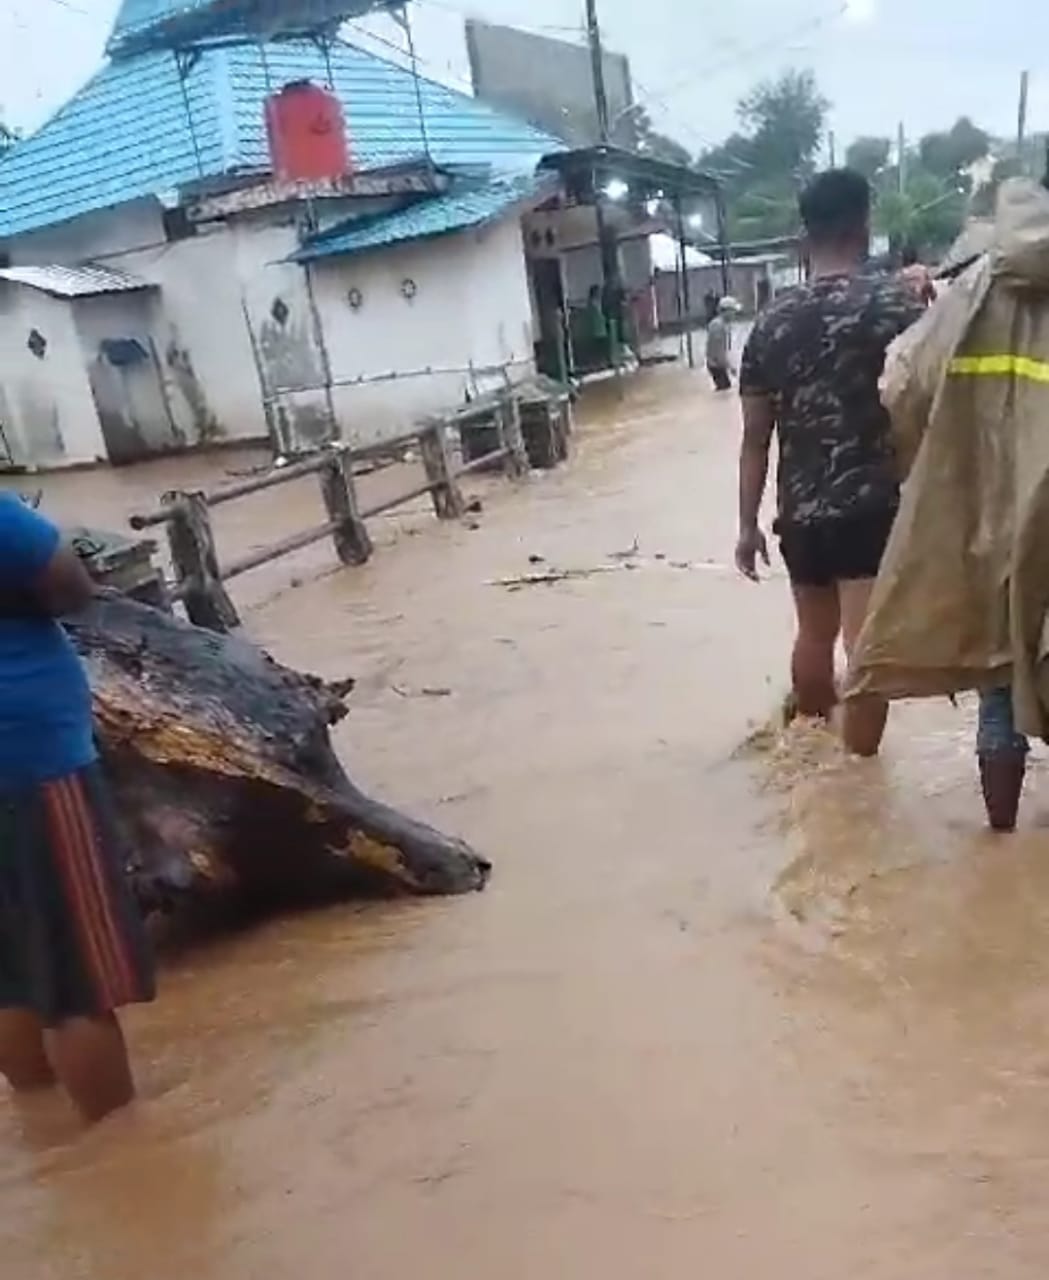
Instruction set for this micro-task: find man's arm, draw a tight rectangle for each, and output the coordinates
[0,545,94,619]
[736,394,775,579]
[735,319,775,579]
[35,544,95,616]
[0,498,94,618]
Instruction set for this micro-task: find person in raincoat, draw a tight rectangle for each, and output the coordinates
[735,169,924,750]
[845,177,1049,831]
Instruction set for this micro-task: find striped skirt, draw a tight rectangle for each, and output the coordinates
[0,764,155,1027]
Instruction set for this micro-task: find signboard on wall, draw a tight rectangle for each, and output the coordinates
[465,19,636,149]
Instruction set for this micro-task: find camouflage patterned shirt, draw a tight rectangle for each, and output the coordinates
[739,272,924,525]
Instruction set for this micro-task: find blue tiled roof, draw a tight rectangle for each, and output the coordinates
[293,171,553,261]
[0,40,559,239]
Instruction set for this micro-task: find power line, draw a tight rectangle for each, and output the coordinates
[636,2,849,113]
[344,21,478,95]
[413,0,584,37]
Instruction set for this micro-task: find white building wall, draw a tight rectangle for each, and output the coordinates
[562,244,603,305]
[11,201,291,449]
[229,218,334,452]
[0,283,105,466]
[7,201,169,266]
[72,291,194,460]
[117,222,285,446]
[4,199,537,461]
[312,215,536,447]
[114,216,338,452]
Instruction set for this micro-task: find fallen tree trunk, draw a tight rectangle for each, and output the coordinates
[65,593,490,920]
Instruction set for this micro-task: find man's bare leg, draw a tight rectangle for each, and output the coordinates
[0,1009,56,1091]
[840,577,889,756]
[790,583,841,718]
[45,1013,135,1125]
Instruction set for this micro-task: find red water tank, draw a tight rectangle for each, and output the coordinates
[265,80,353,183]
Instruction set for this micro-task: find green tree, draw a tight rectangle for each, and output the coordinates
[0,120,18,155]
[698,133,757,194]
[698,69,829,238]
[918,116,989,179]
[873,167,967,253]
[845,136,891,180]
[732,178,800,239]
[627,107,693,168]
[738,69,829,181]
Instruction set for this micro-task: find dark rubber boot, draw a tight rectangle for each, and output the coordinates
[978,752,1027,833]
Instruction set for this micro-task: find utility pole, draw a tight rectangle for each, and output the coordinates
[585,0,611,143]
[585,0,623,375]
[828,130,836,169]
[1017,70,1030,168]
[897,121,906,195]
[674,198,695,370]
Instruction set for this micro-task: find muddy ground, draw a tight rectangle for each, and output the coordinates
[4,366,1049,1278]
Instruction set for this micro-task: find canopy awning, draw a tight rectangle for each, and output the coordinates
[539,145,722,202]
[108,0,404,56]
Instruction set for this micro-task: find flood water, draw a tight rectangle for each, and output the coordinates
[5,368,1049,1277]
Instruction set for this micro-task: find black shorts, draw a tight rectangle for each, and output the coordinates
[776,507,897,588]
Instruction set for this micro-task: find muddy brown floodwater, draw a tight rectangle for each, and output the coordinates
[4,368,1049,1277]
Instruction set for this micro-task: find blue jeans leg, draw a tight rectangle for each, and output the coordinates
[976,686,1030,757]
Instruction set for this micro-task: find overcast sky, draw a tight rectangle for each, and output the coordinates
[4,0,1049,158]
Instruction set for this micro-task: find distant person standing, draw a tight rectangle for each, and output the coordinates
[735,169,924,752]
[705,298,735,392]
[584,284,608,344]
[0,496,154,1124]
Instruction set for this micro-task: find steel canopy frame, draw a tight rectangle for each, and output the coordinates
[540,145,730,371]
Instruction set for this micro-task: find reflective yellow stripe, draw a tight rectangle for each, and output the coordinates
[948,354,1049,383]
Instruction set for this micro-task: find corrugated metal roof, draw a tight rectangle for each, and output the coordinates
[0,263,154,297]
[293,171,552,261]
[0,40,559,240]
[108,1,401,56]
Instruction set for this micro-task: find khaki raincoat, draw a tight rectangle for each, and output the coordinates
[847,179,1049,739]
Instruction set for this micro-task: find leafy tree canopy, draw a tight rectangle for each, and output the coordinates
[919,116,990,179]
[845,136,891,180]
[698,68,828,238]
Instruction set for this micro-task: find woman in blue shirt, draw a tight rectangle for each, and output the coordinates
[0,495,154,1124]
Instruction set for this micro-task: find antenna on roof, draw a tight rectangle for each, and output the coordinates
[390,3,430,162]
[108,2,407,58]
[173,52,206,177]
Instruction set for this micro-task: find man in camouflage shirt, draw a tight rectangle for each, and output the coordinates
[735,169,924,754]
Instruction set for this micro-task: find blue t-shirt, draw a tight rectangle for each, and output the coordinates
[0,495,95,786]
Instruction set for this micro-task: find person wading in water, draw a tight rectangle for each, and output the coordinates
[734,169,924,749]
[705,298,736,392]
[0,496,154,1124]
